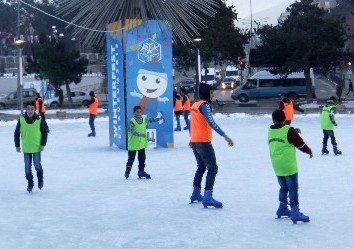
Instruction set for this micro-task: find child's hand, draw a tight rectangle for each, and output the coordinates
[295,128,302,134]
[40,146,45,151]
[16,147,21,153]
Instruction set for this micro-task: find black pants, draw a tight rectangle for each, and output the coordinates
[126,149,146,171]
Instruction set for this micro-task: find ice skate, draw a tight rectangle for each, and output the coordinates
[138,170,151,179]
[333,146,342,155]
[290,206,310,224]
[190,187,203,203]
[202,190,223,208]
[88,131,96,137]
[27,179,34,193]
[276,203,290,218]
[322,144,329,155]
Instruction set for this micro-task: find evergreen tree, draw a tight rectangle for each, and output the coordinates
[26,33,88,101]
[173,0,248,71]
[255,0,348,103]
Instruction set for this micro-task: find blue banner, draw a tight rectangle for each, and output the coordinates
[125,20,174,148]
[107,30,126,148]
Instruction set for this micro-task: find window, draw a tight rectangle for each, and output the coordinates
[243,79,257,89]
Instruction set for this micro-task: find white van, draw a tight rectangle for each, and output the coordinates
[225,66,240,83]
[201,68,217,89]
[231,70,315,102]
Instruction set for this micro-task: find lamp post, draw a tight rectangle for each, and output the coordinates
[193,38,202,101]
[16,0,25,114]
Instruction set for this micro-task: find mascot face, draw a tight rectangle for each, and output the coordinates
[137,72,167,99]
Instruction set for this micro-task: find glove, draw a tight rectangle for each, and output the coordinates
[309,154,313,159]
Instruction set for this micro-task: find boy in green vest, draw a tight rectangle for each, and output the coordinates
[321,96,342,155]
[268,109,312,224]
[14,101,48,193]
[124,105,164,179]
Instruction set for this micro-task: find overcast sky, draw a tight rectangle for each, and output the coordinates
[225,0,296,19]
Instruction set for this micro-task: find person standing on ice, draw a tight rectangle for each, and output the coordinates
[87,91,99,137]
[320,96,342,155]
[124,105,164,179]
[189,83,234,208]
[268,109,312,224]
[14,101,48,193]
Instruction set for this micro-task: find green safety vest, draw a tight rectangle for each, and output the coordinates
[321,105,335,130]
[20,116,42,153]
[268,125,297,176]
[128,117,148,151]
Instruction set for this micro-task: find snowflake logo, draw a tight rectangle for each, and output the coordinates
[138,38,161,63]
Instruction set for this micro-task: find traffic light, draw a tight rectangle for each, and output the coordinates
[239,60,246,70]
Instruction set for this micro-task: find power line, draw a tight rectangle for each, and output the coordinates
[19,0,114,33]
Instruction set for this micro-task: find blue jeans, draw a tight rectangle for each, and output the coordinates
[322,130,337,146]
[89,114,96,132]
[277,173,298,208]
[191,142,218,191]
[24,153,43,180]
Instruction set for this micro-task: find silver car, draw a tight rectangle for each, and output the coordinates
[0,88,37,109]
[44,91,91,108]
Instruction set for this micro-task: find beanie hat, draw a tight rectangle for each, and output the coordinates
[198,83,212,102]
[138,61,167,80]
[89,91,95,97]
[272,109,285,124]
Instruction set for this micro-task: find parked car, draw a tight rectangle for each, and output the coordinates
[220,77,237,89]
[179,79,195,93]
[44,91,91,108]
[0,88,37,109]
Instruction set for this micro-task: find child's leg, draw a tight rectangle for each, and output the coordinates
[126,150,137,171]
[33,152,43,187]
[191,145,207,189]
[276,176,289,205]
[322,130,330,145]
[285,173,299,208]
[328,130,337,146]
[137,149,146,172]
[24,153,33,180]
[183,111,190,127]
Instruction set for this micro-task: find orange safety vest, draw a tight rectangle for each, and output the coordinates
[89,96,99,115]
[183,95,191,111]
[35,97,46,113]
[174,97,183,112]
[283,101,294,121]
[190,100,212,142]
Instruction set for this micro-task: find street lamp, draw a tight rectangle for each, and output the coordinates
[15,39,25,114]
[16,0,25,114]
[193,38,202,100]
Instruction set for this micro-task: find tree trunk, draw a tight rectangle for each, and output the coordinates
[304,67,313,103]
[65,82,72,103]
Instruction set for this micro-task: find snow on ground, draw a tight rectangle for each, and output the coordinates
[0,113,353,249]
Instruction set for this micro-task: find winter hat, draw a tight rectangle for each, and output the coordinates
[328,96,337,103]
[272,109,285,124]
[89,91,95,97]
[133,105,142,112]
[198,83,212,102]
[138,61,167,80]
